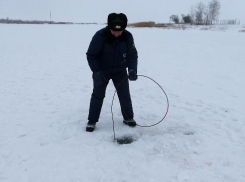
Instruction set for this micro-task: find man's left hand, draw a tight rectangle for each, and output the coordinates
[128,70,138,81]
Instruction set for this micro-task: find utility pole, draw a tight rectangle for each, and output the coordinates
[50,11,52,21]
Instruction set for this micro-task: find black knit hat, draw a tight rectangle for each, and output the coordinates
[108,13,127,31]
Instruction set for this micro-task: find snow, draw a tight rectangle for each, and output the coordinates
[1,24,245,182]
[1,0,245,24]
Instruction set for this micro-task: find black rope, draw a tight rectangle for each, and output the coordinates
[111,75,170,141]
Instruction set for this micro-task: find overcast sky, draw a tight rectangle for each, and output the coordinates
[0,0,244,23]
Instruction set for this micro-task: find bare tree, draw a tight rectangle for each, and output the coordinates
[203,0,221,25]
[195,2,206,25]
[203,4,211,25]
[190,6,196,24]
[189,0,221,25]
[208,0,221,24]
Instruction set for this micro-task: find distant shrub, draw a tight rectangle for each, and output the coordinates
[129,21,156,27]
[170,15,179,24]
[182,15,192,24]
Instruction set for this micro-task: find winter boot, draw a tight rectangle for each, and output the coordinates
[86,121,96,132]
[123,119,137,127]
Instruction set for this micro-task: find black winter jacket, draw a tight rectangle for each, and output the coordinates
[86,27,138,73]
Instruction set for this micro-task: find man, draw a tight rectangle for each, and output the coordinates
[86,13,138,132]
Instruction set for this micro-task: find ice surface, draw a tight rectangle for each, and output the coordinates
[0,24,245,182]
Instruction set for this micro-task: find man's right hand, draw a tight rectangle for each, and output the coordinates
[93,71,107,86]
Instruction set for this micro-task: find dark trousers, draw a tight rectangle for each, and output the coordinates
[88,70,134,122]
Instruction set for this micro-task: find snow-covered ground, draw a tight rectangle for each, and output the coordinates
[0,24,245,182]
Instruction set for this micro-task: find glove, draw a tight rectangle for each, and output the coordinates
[128,69,138,81]
[93,71,107,86]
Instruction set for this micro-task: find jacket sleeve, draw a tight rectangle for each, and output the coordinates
[86,32,104,72]
[126,33,138,73]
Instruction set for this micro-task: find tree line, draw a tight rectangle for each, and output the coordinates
[170,0,221,25]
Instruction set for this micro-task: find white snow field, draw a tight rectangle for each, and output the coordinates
[0,24,245,182]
